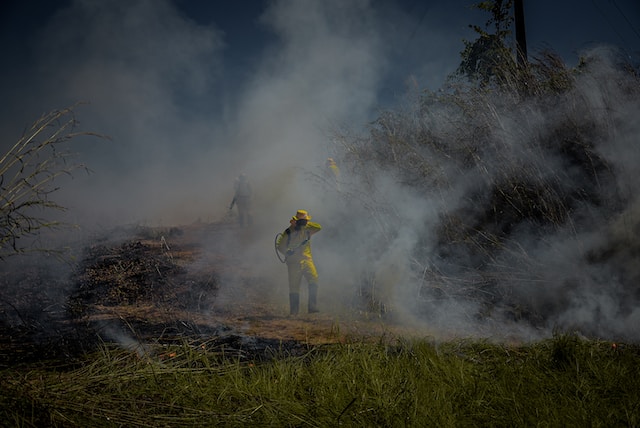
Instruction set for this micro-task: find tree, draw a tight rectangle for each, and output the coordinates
[0,106,103,260]
[456,0,517,86]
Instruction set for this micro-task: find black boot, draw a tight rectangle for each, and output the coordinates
[289,293,299,315]
[308,284,319,313]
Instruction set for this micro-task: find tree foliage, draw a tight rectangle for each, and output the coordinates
[457,0,516,86]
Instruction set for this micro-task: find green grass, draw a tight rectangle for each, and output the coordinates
[1,334,639,427]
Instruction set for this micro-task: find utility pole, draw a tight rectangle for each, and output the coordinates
[514,0,528,66]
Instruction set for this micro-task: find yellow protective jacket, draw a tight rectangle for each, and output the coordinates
[328,164,339,179]
[276,222,322,262]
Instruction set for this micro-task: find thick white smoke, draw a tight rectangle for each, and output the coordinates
[327,46,640,342]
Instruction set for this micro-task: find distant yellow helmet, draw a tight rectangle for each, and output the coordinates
[292,209,311,221]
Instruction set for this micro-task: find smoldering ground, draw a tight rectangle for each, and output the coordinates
[1,0,639,346]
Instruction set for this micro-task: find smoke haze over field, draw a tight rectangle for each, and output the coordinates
[1,0,637,225]
[1,0,640,343]
[3,0,435,227]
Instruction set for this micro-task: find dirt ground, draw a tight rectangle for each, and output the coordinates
[0,219,432,365]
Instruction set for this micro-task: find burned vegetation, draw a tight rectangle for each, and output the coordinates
[70,239,193,311]
[0,224,228,365]
[68,225,221,313]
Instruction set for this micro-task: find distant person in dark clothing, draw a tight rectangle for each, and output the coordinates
[230,173,253,226]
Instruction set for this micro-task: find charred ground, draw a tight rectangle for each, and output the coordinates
[0,219,409,366]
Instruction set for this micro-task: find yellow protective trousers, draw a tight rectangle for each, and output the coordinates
[286,258,318,294]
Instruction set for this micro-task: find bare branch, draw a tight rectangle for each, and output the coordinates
[0,105,107,260]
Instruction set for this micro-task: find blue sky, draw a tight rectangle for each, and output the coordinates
[1,0,638,119]
[173,0,640,82]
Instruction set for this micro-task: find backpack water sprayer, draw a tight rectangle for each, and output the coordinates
[274,231,310,264]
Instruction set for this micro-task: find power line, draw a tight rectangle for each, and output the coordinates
[406,1,432,42]
[610,0,640,43]
[589,0,637,59]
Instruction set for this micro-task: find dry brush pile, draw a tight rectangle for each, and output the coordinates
[332,48,640,339]
[0,224,225,364]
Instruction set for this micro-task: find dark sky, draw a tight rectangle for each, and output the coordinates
[170,1,640,61]
[3,1,637,99]
[172,0,640,94]
[178,0,640,72]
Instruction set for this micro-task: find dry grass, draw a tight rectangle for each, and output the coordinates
[1,333,639,427]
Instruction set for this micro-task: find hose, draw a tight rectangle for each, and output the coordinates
[275,232,310,263]
[274,233,286,263]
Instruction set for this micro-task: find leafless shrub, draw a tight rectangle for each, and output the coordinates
[0,106,105,259]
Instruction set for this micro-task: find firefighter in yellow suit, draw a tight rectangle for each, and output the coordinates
[325,158,340,191]
[276,210,322,315]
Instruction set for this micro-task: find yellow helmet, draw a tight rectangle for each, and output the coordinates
[292,209,311,221]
